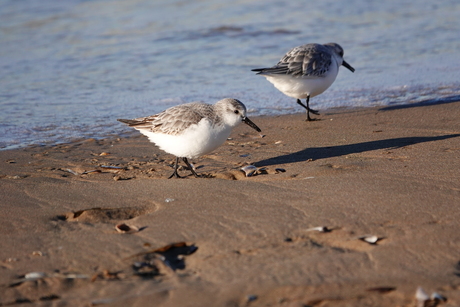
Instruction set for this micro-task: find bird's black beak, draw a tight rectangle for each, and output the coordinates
[342,60,355,73]
[243,117,261,132]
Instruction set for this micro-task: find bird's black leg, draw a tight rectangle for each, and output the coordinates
[182,157,201,178]
[168,157,184,179]
[296,96,319,121]
[305,95,320,116]
[296,98,308,110]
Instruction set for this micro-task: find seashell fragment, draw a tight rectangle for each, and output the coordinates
[61,168,79,175]
[100,165,125,169]
[6,175,26,180]
[307,226,331,233]
[415,287,430,307]
[9,272,47,287]
[241,165,257,177]
[115,223,140,234]
[82,169,101,174]
[25,272,46,280]
[359,235,382,245]
[6,258,18,263]
[414,287,447,307]
[11,271,88,287]
[431,292,447,302]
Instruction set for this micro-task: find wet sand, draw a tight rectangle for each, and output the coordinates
[1,101,460,306]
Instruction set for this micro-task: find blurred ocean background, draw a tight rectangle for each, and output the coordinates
[1,0,460,149]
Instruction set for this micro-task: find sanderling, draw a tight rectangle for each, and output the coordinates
[117,98,261,178]
[252,43,355,121]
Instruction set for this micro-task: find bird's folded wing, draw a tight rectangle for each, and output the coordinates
[119,104,208,136]
[254,44,332,77]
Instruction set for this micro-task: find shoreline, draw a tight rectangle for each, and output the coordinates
[1,102,460,306]
[2,96,459,152]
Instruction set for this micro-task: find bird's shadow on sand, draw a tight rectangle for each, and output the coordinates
[255,134,460,167]
[379,95,460,111]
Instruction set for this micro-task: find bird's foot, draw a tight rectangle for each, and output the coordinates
[182,158,201,178]
[168,171,185,179]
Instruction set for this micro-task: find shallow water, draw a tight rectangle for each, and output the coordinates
[1,0,460,149]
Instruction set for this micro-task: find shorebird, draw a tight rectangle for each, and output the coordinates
[252,43,355,121]
[117,98,261,178]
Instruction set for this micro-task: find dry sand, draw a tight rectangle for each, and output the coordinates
[1,101,460,306]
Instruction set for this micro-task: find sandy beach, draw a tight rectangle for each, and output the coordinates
[1,101,460,306]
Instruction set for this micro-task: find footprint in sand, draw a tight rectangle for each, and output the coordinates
[56,206,152,223]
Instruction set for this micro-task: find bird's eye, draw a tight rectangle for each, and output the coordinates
[234,110,239,114]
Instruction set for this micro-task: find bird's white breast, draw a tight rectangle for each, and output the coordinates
[138,118,233,159]
[265,58,339,99]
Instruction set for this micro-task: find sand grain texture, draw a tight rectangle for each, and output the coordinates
[1,102,460,306]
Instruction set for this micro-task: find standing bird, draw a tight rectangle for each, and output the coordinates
[252,43,355,121]
[117,98,261,178]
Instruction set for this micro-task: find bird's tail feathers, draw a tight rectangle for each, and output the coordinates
[251,68,266,74]
[117,118,141,126]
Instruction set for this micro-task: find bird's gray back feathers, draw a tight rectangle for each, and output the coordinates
[117,103,220,136]
[253,43,339,77]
